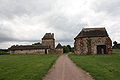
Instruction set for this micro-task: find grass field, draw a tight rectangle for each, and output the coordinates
[112,51,120,54]
[0,54,59,80]
[69,53,120,80]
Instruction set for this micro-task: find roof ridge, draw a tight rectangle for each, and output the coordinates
[75,27,109,39]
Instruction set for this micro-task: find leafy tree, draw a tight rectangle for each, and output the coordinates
[113,41,117,46]
[32,42,41,45]
[113,41,120,49]
[67,45,72,52]
[0,49,9,55]
[63,46,69,53]
[71,47,74,52]
[63,45,74,53]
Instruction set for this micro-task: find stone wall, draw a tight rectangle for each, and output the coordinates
[74,37,112,54]
[10,49,50,54]
[42,39,55,49]
[55,49,63,54]
[48,49,56,54]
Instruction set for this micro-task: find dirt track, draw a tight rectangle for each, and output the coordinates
[43,55,94,80]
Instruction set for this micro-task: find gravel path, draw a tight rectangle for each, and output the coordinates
[43,55,94,80]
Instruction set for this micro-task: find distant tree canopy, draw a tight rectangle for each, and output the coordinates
[32,42,41,45]
[0,49,9,55]
[63,45,74,53]
[0,49,8,52]
[113,41,120,49]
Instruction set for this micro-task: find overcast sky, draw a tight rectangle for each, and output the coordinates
[0,0,120,49]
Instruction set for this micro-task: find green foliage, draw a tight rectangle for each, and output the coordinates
[0,54,59,80]
[63,46,70,53]
[112,51,120,54]
[71,47,74,52]
[63,45,74,53]
[0,49,9,55]
[67,45,71,51]
[113,41,120,49]
[0,49,8,52]
[32,42,41,45]
[113,41,117,45]
[69,54,120,80]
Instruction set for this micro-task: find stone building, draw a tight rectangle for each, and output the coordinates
[9,45,50,54]
[74,27,112,54]
[55,43,63,54]
[42,33,55,49]
[9,33,64,54]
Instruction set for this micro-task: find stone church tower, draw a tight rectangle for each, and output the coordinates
[42,33,55,49]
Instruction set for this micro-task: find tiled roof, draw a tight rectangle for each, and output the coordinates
[75,27,109,39]
[8,45,49,51]
[56,43,63,49]
[42,33,54,40]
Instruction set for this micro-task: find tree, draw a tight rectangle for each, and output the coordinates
[113,41,120,49]
[63,45,74,53]
[71,47,74,52]
[113,41,117,46]
[32,42,41,45]
[62,46,69,53]
[67,45,72,52]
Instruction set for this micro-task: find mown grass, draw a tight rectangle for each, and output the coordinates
[69,53,120,80]
[112,51,120,54]
[0,54,59,80]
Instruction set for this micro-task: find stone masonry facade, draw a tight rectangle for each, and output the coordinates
[74,37,112,54]
[9,33,63,54]
[74,27,112,54]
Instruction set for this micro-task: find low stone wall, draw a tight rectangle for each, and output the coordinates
[112,49,120,52]
[9,49,64,54]
[55,49,63,54]
[10,49,46,54]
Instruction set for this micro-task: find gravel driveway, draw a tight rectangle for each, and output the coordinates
[43,55,94,80]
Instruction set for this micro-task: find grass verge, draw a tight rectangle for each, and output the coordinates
[0,54,59,80]
[69,53,120,80]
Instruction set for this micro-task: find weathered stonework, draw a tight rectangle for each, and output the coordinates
[42,39,55,49]
[10,49,49,54]
[42,33,55,49]
[74,28,112,54]
[74,37,112,54]
[55,49,63,54]
[55,43,63,54]
[9,33,63,54]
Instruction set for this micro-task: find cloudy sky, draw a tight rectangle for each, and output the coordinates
[0,0,120,49]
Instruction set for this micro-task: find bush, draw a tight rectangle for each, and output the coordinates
[0,52,9,55]
[63,45,74,53]
[0,49,9,55]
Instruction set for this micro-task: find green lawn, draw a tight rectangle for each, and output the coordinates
[69,53,120,80]
[112,51,120,54]
[0,54,59,80]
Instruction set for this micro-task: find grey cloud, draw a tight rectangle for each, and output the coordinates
[47,14,88,32]
[0,0,55,19]
[0,23,16,42]
[0,30,15,43]
[0,0,120,49]
[47,14,87,41]
[92,0,120,16]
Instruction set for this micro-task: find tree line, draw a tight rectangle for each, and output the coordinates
[63,45,74,53]
[113,41,120,49]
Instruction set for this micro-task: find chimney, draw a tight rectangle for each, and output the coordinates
[52,33,54,38]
